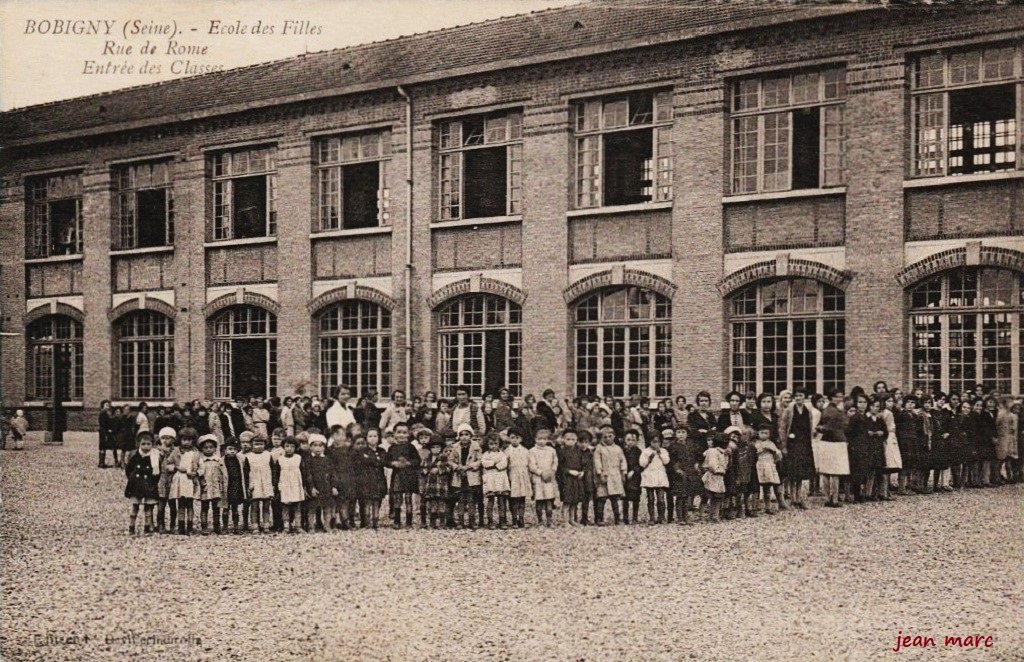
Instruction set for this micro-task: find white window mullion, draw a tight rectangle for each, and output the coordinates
[816,318,825,395]
[786,320,794,392]
[755,321,764,395]
[756,114,765,193]
[597,135,605,208]
[940,313,951,396]
[647,323,656,397]
[1011,313,1021,395]
[787,110,794,191]
[942,91,950,176]
[597,327,606,397]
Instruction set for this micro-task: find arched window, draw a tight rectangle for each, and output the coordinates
[317,300,391,399]
[211,305,277,399]
[728,278,845,395]
[114,311,175,399]
[27,315,83,401]
[437,294,521,398]
[573,286,671,398]
[910,267,1024,395]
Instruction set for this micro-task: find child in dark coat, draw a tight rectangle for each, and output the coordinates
[302,434,335,532]
[222,438,248,533]
[124,431,161,534]
[622,430,643,525]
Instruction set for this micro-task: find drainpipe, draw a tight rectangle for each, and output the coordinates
[397,85,413,396]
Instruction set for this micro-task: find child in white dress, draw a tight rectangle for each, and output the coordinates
[246,437,274,533]
[528,429,559,527]
[277,437,305,533]
[503,430,531,528]
[753,424,785,514]
[169,430,200,535]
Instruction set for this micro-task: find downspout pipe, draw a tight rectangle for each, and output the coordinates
[397,85,413,396]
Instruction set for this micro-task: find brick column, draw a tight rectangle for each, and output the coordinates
[409,121,434,393]
[673,85,726,399]
[843,62,907,389]
[520,107,569,397]
[173,150,207,401]
[81,166,112,408]
[0,177,27,406]
[388,113,411,396]
[275,138,314,396]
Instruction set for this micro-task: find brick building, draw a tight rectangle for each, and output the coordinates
[2,2,1024,429]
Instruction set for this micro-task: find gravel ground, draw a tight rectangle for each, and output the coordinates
[2,434,1023,662]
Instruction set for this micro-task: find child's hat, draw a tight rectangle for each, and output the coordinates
[158,427,177,439]
[756,422,772,432]
[224,438,240,449]
[426,436,445,449]
[197,434,219,448]
[414,426,433,438]
[238,431,255,443]
[308,433,328,447]
[723,426,743,436]
[455,423,474,435]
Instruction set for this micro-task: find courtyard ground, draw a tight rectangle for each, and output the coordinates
[1,433,1022,661]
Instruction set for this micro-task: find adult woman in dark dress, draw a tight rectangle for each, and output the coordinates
[948,401,973,490]
[778,389,818,509]
[114,404,136,467]
[687,391,718,452]
[98,400,117,468]
[977,396,1000,487]
[846,393,872,502]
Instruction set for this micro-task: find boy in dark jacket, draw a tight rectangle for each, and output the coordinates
[124,431,161,534]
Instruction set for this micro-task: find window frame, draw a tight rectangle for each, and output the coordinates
[209,305,278,399]
[317,299,392,398]
[436,294,522,398]
[437,110,523,221]
[728,68,847,195]
[572,286,672,398]
[909,43,1024,178]
[210,146,278,241]
[26,314,84,401]
[114,310,175,399]
[728,278,846,395]
[572,89,674,209]
[908,267,1023,395]
[25,172,84,259]
[313,130,392,231]
[111,160,175,250]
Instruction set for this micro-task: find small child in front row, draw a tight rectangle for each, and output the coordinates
[247,436,274,533]
[421,437,451,528]
[197,434,227,534]
[640,434,671,524]
[124,431,160,534]
[528,429,559,527]
[622,430,643,525]
[480,433,511,529]
[170,429,200,535]
[301,434,335,532]
[753,424,786,514]
[702,434,729,522]
[277,437,306,533]
[222,438,248,533]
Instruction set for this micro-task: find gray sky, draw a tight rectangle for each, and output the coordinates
[0,0,578,110]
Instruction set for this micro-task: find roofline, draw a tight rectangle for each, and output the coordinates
[1,4,875,148]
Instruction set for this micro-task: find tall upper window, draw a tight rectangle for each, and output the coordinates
[26,172,83,258]
[730,68,846,194]
[27,315,83,401]
[573,89,674,208]
[115,311,175,399]
[318,300,392,399]
[438,294,521,398]
[211,146,277,240]
[438,110,522,221]
[910,267,1023,396]
[729,278,845,395]
[573,287,672,398]
[912,44,1021,177]
[315,130,391,231]
[112,160,175,250]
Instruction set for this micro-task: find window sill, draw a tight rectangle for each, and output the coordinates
[722,187,846,204]
[566,201,673,218]
[109,246,174,257]
[23,254,84,265]
[310,227,393,239]
[903,170,1024,189]
[430,215,522,229]
[204,236,277,249]
[110,400,174,408]
[22,401,84,408]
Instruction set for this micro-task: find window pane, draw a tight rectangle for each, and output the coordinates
[762,320,788,395]
[731,116,758,194]
[911,314,943,394]
[916,54,945,88]
[914,93,946,176]
[762,112,791,192]
[792,319,817,391]
[949,314,978,395]
[731,321,757,393]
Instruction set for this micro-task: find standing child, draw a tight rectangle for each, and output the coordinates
[237,431,254,529]
[196,434,227,534]
[702,434,729,522]
[246,436,274,533]
[386,422,422,529]
[753,424,785,514]
[578,430,597,525]
[480,433,511,529]
[504,430,531,528]
[222,438,248,533]
[622,430,643,525]
[421,437,451,528]
[593,426,627,525]
[640,433,671,524]
[277,437,305,533]
[558,430,585,526]
[169,428,200,534]
[357,429,388,528]
[302,434,334,532]
[9,409,29,451]
[448,424,483,529]
[155,428,179,534]
[124,431,160,534]
[528,429,559,527]
[328,425,356,530]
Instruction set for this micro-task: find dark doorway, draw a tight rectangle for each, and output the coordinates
[343,161,380,229]
[484,330,506,396]
[231,338,267,399]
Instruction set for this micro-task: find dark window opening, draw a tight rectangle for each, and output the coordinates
[233,176,267,239]
[628,91,654,125]
[604,129,653,206]
[49,199,78,255]
[464,146,507,218]
[343,162,380,229]
[793,108,821,189]
[949,83,1016,175]
[462,117,486,146]
[136,189,168,248]
[231,338,267,399]
[484,330,506,396]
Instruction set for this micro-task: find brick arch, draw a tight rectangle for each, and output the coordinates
[562,268,677,304]
[24,302,85,326]
[895,247,1024,287]
[203,291,281,319]
[108,297,177,323]
[428,277,526,310]
[307,285,397,315]
[717,258,852,296]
